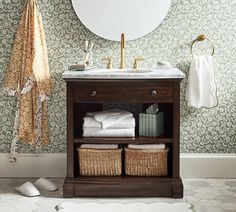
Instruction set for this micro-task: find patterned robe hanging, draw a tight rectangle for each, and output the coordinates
[4,0,51,162]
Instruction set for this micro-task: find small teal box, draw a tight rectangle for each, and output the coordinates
[139,112,164,137]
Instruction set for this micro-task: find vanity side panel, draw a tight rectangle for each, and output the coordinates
[172,81,180,178]
[66,82,74,178]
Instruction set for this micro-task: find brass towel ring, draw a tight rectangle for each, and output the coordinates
[190,35,215,56]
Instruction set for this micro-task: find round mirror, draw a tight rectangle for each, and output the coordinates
[72,0,172,41]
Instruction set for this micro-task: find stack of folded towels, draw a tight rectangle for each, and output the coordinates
[80,144,118,149]
[128,144,166,150]
[83,109,135,137]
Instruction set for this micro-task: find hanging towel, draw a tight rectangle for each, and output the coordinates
[83,116,135,129]
[186,55,218,109]
[3,0,51,162]
[128,144,165,150]
[86,109,133,129]
[83,127,135,137]
[80,144,118,149]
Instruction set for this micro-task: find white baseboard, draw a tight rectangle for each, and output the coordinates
[0,153,236,178]
[0,153,67,177]
[180,154,236,178]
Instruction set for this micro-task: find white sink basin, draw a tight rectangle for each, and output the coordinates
[101,69,153,73]
[124,69,153,73]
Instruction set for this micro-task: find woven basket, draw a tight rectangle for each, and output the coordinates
[125,147,168,176]
[78,147,122,176]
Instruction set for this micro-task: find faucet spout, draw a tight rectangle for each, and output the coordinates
[119,33,125,69]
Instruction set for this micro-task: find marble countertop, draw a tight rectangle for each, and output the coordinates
[62,68,185,79]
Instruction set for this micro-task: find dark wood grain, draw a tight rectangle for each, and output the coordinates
[66,84,74,178]
[172,82,180,178]
[73,81,173,103]
[74,137,173,144]
[63,79,183,198]
[64,177,183,197]
[63,182,74,198]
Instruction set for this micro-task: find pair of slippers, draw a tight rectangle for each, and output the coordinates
[15,178,58,197]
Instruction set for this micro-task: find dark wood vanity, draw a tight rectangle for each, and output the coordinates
[63,76,184,198]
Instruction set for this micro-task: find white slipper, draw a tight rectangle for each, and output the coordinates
[15,182,40,197]
[34,177,58,191]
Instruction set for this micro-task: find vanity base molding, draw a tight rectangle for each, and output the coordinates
[63,177,183,198]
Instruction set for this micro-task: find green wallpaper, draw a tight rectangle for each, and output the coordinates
[0,0,235,153]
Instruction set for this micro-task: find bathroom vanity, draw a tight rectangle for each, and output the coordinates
[62,68,185,198]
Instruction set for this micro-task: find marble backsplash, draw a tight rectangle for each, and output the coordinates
[0,0,235,153]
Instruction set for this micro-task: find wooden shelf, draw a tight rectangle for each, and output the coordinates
[74,136,173,144]
[69,176,173,182]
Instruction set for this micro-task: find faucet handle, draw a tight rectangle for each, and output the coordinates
[101,57,113,69]
[133,57,145,69]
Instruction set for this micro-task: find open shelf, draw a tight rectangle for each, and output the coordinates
[74,143,174,179]
[74,136,173,144]
[73,102,174,139]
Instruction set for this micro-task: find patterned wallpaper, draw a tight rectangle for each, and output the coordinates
[0,0,235,153]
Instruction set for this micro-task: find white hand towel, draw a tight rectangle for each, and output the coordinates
[128,144,165,150]
[83,116,135,129]
[86,109,133,129]
[80,144,118,149]
[186,55,218,109]
[83,127,135,137]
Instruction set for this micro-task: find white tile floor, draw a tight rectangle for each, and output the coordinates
[0,178,235,212]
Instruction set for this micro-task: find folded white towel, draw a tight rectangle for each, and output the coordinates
[80,144,118,149]
[86,109,133,129]
[186,55,218,109]
[83,127,135,137]
[128,144,165,150]
[83,116,135,129]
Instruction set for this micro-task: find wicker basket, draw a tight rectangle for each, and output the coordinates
[78,147,122,176]
[125,147,168,176]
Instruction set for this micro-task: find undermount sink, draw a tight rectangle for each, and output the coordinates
[101,69,153,73]
[122,69,153,73]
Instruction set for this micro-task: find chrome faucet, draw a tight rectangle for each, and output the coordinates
[119,33,126,69]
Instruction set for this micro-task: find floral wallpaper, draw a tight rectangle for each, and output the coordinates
[0,0,235,154]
